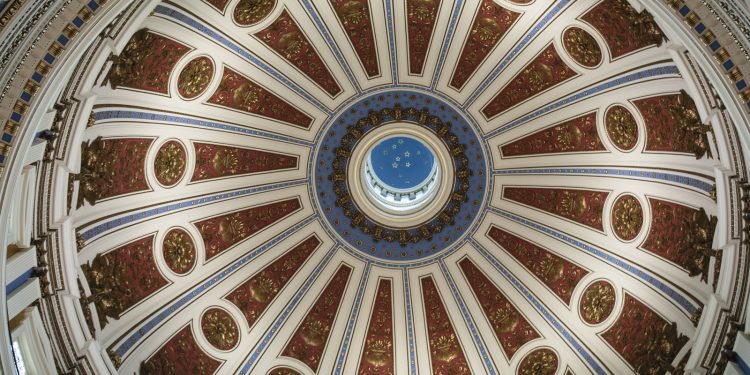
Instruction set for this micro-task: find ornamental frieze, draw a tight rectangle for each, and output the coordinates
[487,227,588,305]
[459,258,541,360]
[281,265,352,372]
[194,198,302,261]
[140,325,221,374]
[207,66,313,128]
[421,276,470,374]
[329,0,380,77]
[503,187,608,231]
[107,29,190,94]
[255,10,341,96]
[581,0,665,59]
[602,293,688,374]
[641,198,718,280]
[358,279,395,374]
[406,0,441,75]
[225,236,320,327]
[81,235,167,328]
[77,137,153,207]
[500,112,604,156]
[191,142,297,182]
[449,0,520,89]
[634,91,713,159]
[482,44,578,118]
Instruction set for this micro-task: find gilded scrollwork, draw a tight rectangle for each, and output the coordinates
[563,27,602,67]
[671,90,712,159]
[233,0,275,26]
[606,105,639,151]
[107,29,190,93]
[582,0,664,59]
[81,236,167,327]
[603,294,688,373]
[612,195,644,241]
[178,56,214,99]
[201,308,239,350]
[643,199,718,281]
[77,137,152,207]
[154,140,186,187]
[162,228,196,274]
[331,105,472,247]
[580,281,616,324]
[140,326,221,374]
[518,349,558,375]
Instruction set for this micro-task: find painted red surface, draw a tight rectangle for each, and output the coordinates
[208,67,312,128]
[500,112,604,156]
[81,138,153,203]
[140,326,221,374]
[641,198,706,271]
[581,0,662,59]
[282,265,352,372]
[204,0,229,12]
[504,187,608,230]
[421,276,470,374]
[634,94,699,154]
[225,236,320,327]
[329,0,380,77]
[191,142,298,182]
[194,198,301,261]
[406,0,441,75]
[357,279,394,375]
[482,44,577,118]
[87,235,168,317]
[450,0,520,89]
[110,30,190,94]
[602,293,685,371]
[459,258,540,359]
[256,10,341,96]
[487,227,588,305]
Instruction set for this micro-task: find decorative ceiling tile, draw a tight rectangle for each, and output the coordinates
[225,236,320,327]
[487,227,588,305]
[194,198,302,261]
[503,187,608,231]
[107,29,191,94]
[500,112,604,156]
[255,10,341,96]
[191,142,297,182]
[207,66,313,128]
[482,44,578,118]
[459,258,541,359]
[281,265,353,372]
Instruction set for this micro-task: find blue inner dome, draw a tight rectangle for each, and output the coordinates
[369,136,435,190]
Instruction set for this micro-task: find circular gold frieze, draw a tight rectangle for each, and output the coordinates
[154,140,187,187]
[579,280,616,325]
[563,27,602,68]
[611,194,644,241]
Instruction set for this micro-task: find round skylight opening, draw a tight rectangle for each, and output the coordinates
[363,135,440,213]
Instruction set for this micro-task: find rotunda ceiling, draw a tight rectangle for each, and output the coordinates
[22,0,749,374]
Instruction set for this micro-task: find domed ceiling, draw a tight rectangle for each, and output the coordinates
[29,0,747,373]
